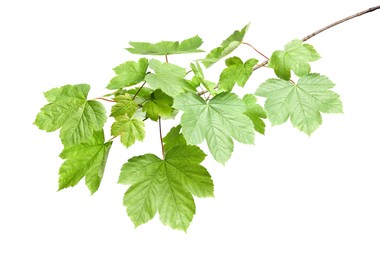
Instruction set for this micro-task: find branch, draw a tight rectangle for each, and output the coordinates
[253,5,380,71]
[197,5,380,95]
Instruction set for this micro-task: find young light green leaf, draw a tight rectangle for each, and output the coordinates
[219,57,258,92]
[243,94,267,135]
[142,89,174,121]
[34,84,107,146]
[118,144,213,231]
[190,62,217,94]
[174,92,254,164]
[107,58,148,90]
[268,39,320,80]
[58,130,112,194]
[255,73,343,135]
[111,116,145,148]
[163,125,187,152]
[202,23,250,68]
[126,35,204,55]
[110,93,138,118]
[145,59,195,97]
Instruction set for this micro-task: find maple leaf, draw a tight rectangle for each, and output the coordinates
[202,23,250,68]
[219,56,258,92]
[107,58,148,89]
[255,73,343,135]
[58,130,112,194]
[268,39,320,80]
[118,145,213,231]
[126,35,204,55]
[145,59,195,97]
[174,92,254,164]
[34,84,107,146]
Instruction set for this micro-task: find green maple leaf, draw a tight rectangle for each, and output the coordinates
[202,23,250,68]
[268,39,320,80]
[126,35,204,55]
[162,125,187,152]
[118,144,213,231]
[107,58,148,90]
[110,93,138,118]
[142,89,174,121]
[34,84,107,146]
[219,56,258,92]
[145,59,195,97]
[255,73,343,135]
[111,116,145,147]
[174,92,254,164]
[243,94,267,135]
[58,130,112,194]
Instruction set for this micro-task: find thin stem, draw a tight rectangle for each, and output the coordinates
[107,135,118,142]
[158,117,165,159]
[165,55,168,63]
[95,97,116,102]
[132,81,146,100]
[242,42,269,59]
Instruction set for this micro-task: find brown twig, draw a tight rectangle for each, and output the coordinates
[95,97,116,102]
[242,42,269,59]
[253,5,380,71]
[132,81,147,100]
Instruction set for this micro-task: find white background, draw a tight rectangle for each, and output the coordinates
[1,0,380,259]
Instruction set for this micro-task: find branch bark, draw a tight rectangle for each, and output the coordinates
[252,5,380,71]
[197,5,380,95]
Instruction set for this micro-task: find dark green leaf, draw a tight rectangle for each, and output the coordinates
[142,89,174,121]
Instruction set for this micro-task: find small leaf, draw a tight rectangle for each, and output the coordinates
[163,125,187,152]
[243,94,267,135]
[255,73,343,135]
[190,62,217,94]
[126,35,204,55]
[202,23,250,68]
[34,84,107,146]
[111,116,145,148]
[142,89,174,121]
[219,56,258,92]
[58,130,112,194]
[268,39,320,80]
[118,144,213,231]
[107,58,148,90]
[110,93,138,118]
[174,92,254,164]
[145,59,194,97]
